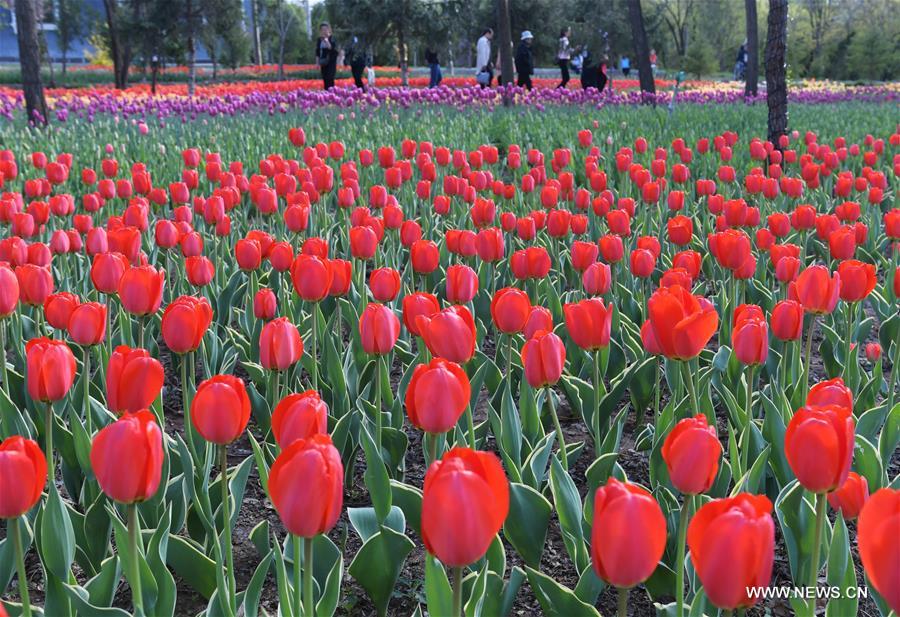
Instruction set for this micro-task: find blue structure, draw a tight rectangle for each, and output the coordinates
[0,0,261,63]
[0,0,104,63]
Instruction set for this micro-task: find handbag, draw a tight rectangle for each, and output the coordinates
[366,67,376,85]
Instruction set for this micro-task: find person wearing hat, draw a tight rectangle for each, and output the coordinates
[515,31,535,91]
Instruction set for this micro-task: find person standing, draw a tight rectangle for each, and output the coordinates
[476,28,494,87]
[425,48,442,87]
[347,35,367,90]
[316,23,339,90]
[620,55,631,77]
[515,31,534,90]
[557,27,572,88]
[650,48,658,76]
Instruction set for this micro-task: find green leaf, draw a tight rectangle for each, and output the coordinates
[548,456,589,573]
[242,553,273,617]
[825,515,857,617]
[63,583,131,617]
[348,506,406,543]
[360,424,392,522]
[503,482,551,568]
[348,527,415,617]
[524,567,601,617]
[425,555,453,617]
[313,534,344,617]
[39,485,76,580]
[390,480,423,537]
[166,535,217,599]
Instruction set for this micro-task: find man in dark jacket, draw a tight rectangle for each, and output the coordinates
[316,22,340,90]
[346,35,368,90]
[515,31,534,90]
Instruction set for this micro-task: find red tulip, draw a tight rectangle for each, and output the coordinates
[598,234,624,263]
[369,268,401,302]
[416,305,476,364]
[290,255,332,303]
[857,488,900,613]
[26,337,76,402]
[268,434,343,537]
[402,293,439,337]
[119,265,165,316]
[646,285,718,360]
[272,391,328,449]
[732,305,768,365]
[15,264,53,306]
[785,404,854,493]
[421,448,509,566]
[0,264,19,316]
[410,240,440,274]
[591,478,666,588]
[254,288,277,320]
[827,471,868,519]
[161,295,212,354]
[106,346,164,413]
[687,494,774,609]
[629,249,656,278]
[446,265,478,304]
[524,306,553,340]
[405,359,471,434]
[582,262,611,295]
[68,301,107,346]
[43,291,79,330]
[185,256,215,288]
[521,330,565,388]
[327,259,352,297]
[563,299,613,351]
[490,287,531,334]
[359,303,400,355]
[771,300,804,341]
[791,265,840,314]
[864,342,882,362]
[837,259,876,302]
[91,252,129,295]
[235,238,262,271]
[260,317,303,371]
[350,225,378,261]
[91,410,163,504]
[806,377,853,411]
[0,436,47,518]
[661,414,722,494]
[191,374,250,445]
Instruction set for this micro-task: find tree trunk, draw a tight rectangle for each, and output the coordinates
[765,0,788,144]
[627,0,656,99]
[187,0,196,96]
[496,0,514,105]
[15,0,48,124]
[250,0,261,65]
[398,28,408,87]
[745,0,759,96]
[102,0,129,89]
[278,36,286,80]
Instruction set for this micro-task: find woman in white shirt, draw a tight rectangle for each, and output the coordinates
[476,28,494,87]
[557,27,572,88]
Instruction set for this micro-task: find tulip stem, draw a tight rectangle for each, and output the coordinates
[375,355,383,453]
[128,504,144,617]
[451,566,463,617]
[310,302,319,391]
[617,587,628,617]
[888,334,900,411]
[682,361,702,422]
[464,403,476,450]
[303,536,315,617]
[293,535,303,617]
[83,347,93,436]
[0,320,9,399]
[741,366,755,478]
[426,432,438,465]
[546,387,567,470]
[44,402,53,492]
[653,358,661,426]
[182,353,197,463]
[802,316,818,401]
[12,517,31,617]
[219,446,236,611]
[593,349,603,455]
[808,492,826,616]
[675,497,691,617]
[843,302,855,380]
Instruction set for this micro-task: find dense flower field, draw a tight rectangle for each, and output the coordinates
[0,101,897,617]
